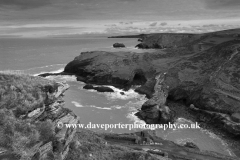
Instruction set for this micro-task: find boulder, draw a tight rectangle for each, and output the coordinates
[184,142,200,150]
[136,105,161,124]
[120,92,125,95]
[94,86,114,93]
[113,43,125,48]
[83,84,94,90]
[135,43,149,49]
[83,84,114,93]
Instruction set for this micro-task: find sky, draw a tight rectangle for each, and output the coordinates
[0,0,240,37]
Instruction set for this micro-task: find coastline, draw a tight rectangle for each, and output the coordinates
[40,70,237,157]
[36,70,236,156]
[167,101,238,157]
[1,29,240,159]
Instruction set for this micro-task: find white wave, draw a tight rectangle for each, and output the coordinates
[103,85,147,100]
[44,75,77,82]
[33,68,64,76]
[72,101,84,108]
[127,46,138,50]
[84,89,97,92]
[111,105,123,109]
[71,101,112,110]
[26,64,66,71]
[88,105,112,110]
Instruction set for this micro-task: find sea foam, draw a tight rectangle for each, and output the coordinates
[72,101,84,108]
[104,85,146,100]
[33,68,64,76]
[44,75,77,82]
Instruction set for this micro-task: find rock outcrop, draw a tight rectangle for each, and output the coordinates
[38,28,240,157]
[0,73,78,160]
[136,73,175,124]
[63,51,157,90]
[58,30,240,138]
[83,84,114,92]
[134,28,240,50]
[113,43,125,48]
[135,33,204,49]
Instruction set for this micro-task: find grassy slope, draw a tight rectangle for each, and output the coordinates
[0,73,57,158]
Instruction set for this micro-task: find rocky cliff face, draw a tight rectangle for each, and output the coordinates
[37,28,240,158]
[135,33,204,49]
[0,73,78,160]
[64,51,157,91]
[135,28,240,50]
[136,73,175,124]
[60,31,240,138]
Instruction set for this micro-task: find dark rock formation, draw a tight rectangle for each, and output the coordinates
[137,74,175,124]
[64,51,157,90]
[62,30,240,137]
[83,84,114,92]
[135,33,203,49]
[40,28,240,157]
[184,142,200,150]
[83,84,95,90]
[135,43,150,49]
[113,43,125,48]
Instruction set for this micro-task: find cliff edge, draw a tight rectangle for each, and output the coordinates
[0,73,78,160]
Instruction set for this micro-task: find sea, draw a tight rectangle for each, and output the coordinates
[0,36,234,156]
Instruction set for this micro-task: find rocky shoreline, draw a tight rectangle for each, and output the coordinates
[36,28,240,159]
[0,72,239,159]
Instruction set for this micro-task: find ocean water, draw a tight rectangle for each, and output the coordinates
[0,37,233,156]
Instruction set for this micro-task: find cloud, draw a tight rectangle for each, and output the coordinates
[149,22,157,27]
[204,0,240,9]
[202,24,218,27]
[160,22,167,26]
[0,0,52,9]
[120,0,139,1]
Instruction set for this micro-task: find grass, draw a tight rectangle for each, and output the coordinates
[0,73,58,157]
[0,72,58,115]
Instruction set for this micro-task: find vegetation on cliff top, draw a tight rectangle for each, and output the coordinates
[0,73,57,157]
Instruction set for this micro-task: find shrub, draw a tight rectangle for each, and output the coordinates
[0,109,40,152]
[37,119,55,142]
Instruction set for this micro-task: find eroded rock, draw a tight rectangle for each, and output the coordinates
[113,43,125,48]
[83,84,114,92]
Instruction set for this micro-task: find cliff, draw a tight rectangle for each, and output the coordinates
[0,73,78,160]
[58,30,240,137]
[37,28,240,158]
[114,28,240,51]
[1,70,239,159]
